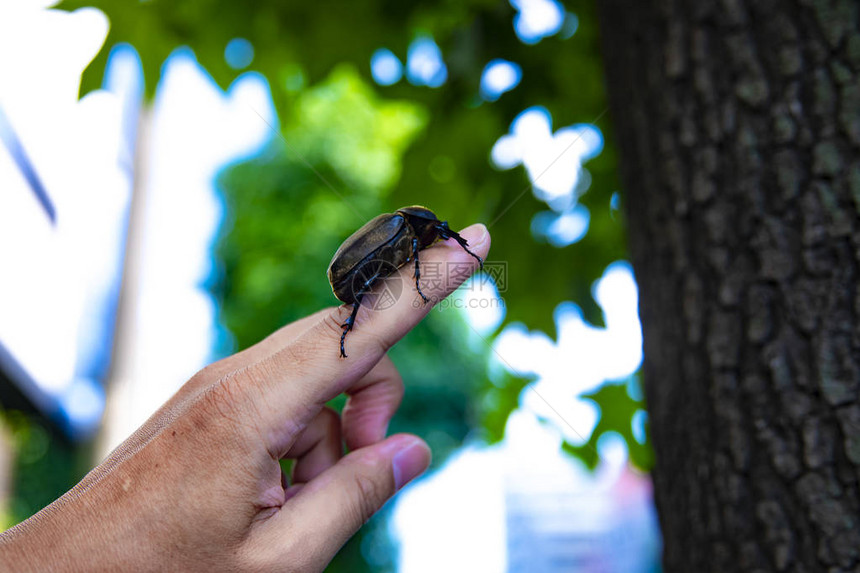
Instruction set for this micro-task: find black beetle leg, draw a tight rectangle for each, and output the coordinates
[436,224,484,269]
[340,293,364,358]
[412,237,430,304]
[340,268,383,358]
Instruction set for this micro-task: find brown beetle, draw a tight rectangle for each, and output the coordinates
[327,205,483,357]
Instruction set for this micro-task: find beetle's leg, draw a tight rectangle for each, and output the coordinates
[340,293,364,358]
[435,224,484,269]
[340,267,382,357]
[412,237,430,304]
[339,266,390,357]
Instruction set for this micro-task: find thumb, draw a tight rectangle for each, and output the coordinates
[254,435,431,570]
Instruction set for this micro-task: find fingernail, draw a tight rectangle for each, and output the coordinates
[392,440,431,490]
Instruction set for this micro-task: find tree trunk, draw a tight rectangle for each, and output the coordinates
[597,1,860,571]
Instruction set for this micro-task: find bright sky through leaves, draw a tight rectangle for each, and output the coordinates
[531,204,591,247]
[406,36,447,88]
[509,0,565,44]
[491,106,604,210]
[480,59,522,101]
[370,48,403,86]
[224,38,254,70]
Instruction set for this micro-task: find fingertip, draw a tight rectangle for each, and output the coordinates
[459,223,489,249]
[442,223,490,259]
[386,435,431,490]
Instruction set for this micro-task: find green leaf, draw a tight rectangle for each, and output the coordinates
[563,377,654,472]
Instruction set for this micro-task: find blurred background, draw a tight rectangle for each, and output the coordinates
[0,0,660,570]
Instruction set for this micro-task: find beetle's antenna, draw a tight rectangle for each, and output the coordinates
[436,224,484,269]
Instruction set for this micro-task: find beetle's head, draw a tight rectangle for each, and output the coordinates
[434,220,484,269]
[398,206,442,247]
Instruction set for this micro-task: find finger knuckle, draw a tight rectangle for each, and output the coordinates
[349,470,387,524]
[319,305,394,357]
[176,367,218,400]
[321,306,350,338]
[270,341,313,380]
[391,374,406,404]
[239,535,314,573]
[187,371,257,440]
[365,329,391,356]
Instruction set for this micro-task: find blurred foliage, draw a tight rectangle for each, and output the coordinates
[479,368,534,444]
[60,0,627,337]
[562,377,653,471]
[49,0,653,569]
[0,410,89,527]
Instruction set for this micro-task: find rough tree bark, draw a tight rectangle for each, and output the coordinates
[597,1,860,571]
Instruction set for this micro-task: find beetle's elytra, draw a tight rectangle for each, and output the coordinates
[327,205,483,357]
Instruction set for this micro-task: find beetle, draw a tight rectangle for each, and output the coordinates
[328,205,483,357]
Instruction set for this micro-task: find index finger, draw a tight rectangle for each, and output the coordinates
[239,223,490,450]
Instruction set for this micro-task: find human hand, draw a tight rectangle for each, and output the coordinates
[0,224,490,572]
